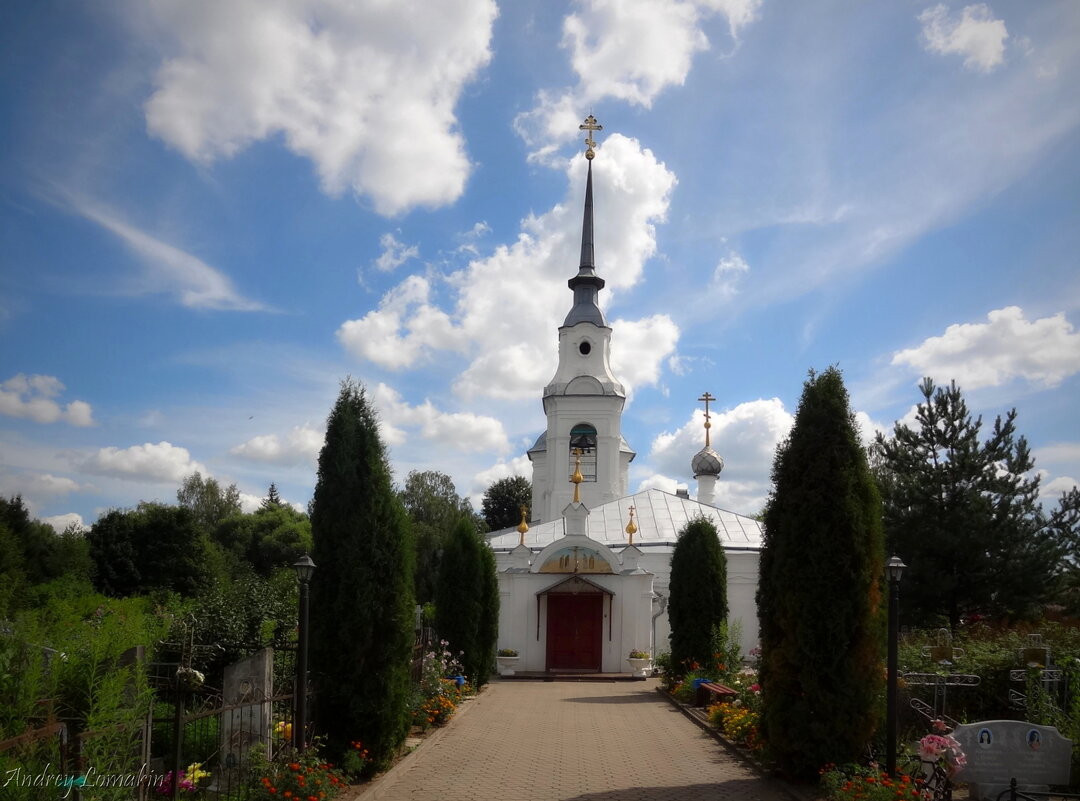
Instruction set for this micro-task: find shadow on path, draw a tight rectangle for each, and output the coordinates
[562,691,662,704]
[564,779,782,800]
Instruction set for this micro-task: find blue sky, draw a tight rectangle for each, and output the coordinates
[2,0,1078,532]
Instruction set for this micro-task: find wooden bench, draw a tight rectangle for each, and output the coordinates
[695,681,737,708]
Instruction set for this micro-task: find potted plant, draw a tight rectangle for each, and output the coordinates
[627,649,652,678]
[496,648,520,676]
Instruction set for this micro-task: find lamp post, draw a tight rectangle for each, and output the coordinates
[886,555,906,778]
[293,554,316,751]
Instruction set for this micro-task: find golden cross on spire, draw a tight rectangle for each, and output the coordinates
[579,114,602,160]
[625,505,637,546]
[698,391,716,448]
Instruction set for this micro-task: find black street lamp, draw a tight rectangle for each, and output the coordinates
[293,554,316,751]
[886,554,906,777]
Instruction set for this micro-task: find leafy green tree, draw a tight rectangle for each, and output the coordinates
[87,503,209,597]
[177,471,242,534]
[309,379,415,770]
[758,367,885,779]
[399,470,475,602]
[0,496,90,589]
[873,378,1062,628]
[211,506,313,577]
[668,516,728,672]
[481,475,532,531]
[435,518,499,688]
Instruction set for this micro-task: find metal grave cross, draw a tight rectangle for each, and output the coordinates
[1009,633,1063,712]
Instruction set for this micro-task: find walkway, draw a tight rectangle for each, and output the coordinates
[355,679,795,801]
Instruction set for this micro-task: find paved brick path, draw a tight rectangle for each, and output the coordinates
[355,679,795,801]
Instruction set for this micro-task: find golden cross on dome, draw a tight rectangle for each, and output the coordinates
[625,505,637,546]
[517,505,529,547]
[698,391,716,448]
[579,114,602,160]
[570,447,585,503]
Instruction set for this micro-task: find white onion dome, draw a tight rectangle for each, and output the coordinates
[692,445,724,478]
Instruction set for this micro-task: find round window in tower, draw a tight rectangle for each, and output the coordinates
[578,341,592,356]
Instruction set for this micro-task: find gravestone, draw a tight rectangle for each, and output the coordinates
[953,720,1072,801]
[216,648,274,793]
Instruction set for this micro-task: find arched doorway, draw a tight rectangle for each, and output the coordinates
[539,575,613,672]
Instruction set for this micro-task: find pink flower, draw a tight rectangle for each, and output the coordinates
[932,719,948,732]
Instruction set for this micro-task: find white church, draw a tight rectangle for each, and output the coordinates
[487,117,764,675]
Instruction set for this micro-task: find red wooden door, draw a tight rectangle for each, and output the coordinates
[546,593,603,671]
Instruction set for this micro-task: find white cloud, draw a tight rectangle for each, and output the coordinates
[371,383,510,454]
[0,471,83,506]
[516,0,760,155]
[143,0,498,216]
[1042,475,1079,501]
[341,135,678,401]
[80,442,208,483]
[469,454,533,504]
[0,374,95,426]
[372,232,419,272]
[919,3,1009,73]
[634,472,681,494]
[43,512,86,534]
[231,424,324,466]
[238,492,263,514]
[710,251,750,300]
[647,398,794,513]
[610,315,680,392]
[70,197,265,311]
[891,307,1080,390]
[338,275,468,369]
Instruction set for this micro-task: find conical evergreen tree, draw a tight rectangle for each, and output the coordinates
[758,367,885,779]
[309,379,415,770]
[873,378,1060,627]
[668,516,728,672]
[435,518,499,688]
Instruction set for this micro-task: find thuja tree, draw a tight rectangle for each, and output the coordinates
[435,518,499,688]
[309,379,416,770]
[873,378,1063,628]
[758,367,885,779]
[668,516,728,672]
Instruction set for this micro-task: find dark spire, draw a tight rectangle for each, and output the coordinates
[578,159,596,273]
[564,119,607,328]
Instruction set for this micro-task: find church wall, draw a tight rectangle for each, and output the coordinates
[495,569,654,673]
[494,546,761,671]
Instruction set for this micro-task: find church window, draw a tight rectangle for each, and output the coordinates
[569,424,597,482]
[578,340,591,355]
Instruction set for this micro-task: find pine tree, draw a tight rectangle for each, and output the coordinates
[309,379,415,770]
[758,367,884,779]
[668,516,728,672]
[261,482,284,510]
[874,378,1062,627]
[435,518,499,688]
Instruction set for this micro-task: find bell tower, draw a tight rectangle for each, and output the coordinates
[528,116,635,522]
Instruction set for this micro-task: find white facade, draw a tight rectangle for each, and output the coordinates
[490,489,763,664]
[491,148,762,673]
